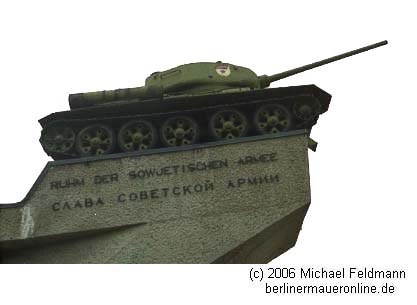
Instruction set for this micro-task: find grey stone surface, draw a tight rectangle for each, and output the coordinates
[0,131,311,263]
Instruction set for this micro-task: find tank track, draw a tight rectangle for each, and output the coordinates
[39,85,331,160]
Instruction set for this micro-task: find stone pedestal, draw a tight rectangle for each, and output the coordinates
[0,130,311,263]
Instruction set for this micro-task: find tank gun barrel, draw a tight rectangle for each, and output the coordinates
[261,40,388,88]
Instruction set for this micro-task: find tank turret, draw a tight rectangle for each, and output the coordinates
[68,62,261,109]
[40,41,387,160]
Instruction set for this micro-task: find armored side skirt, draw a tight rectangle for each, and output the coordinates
[0,130,311,263]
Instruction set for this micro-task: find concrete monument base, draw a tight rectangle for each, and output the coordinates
[0,130,311,263]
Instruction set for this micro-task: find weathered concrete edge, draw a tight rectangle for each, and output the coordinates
[0,129,308,208]
[0,222,147,258]
[212,203,310,264]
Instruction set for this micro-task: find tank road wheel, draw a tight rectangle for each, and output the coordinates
[209,109,248,140]
[160,116,199,147]
[293,100,321,125]
[41,127,75,154]
[254,104,292,135]
[118,120,157,152]
[75,124,115,157]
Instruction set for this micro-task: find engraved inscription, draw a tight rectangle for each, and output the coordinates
[94,173,118,184]
[50,178,85,190]
[128,160,228,180]
[236,152,277,165]
[227,174,280,188]
[48,151,282,213]
[117,181,215,203]
[52,197,105,211]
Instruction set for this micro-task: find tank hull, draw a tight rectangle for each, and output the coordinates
[39,85,331,160]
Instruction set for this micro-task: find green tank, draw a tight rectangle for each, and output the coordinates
[39,41,387,160]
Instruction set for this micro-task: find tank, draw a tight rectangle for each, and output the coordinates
[39,41,387,160]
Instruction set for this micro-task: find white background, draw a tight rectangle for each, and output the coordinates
[0,0,415,304]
